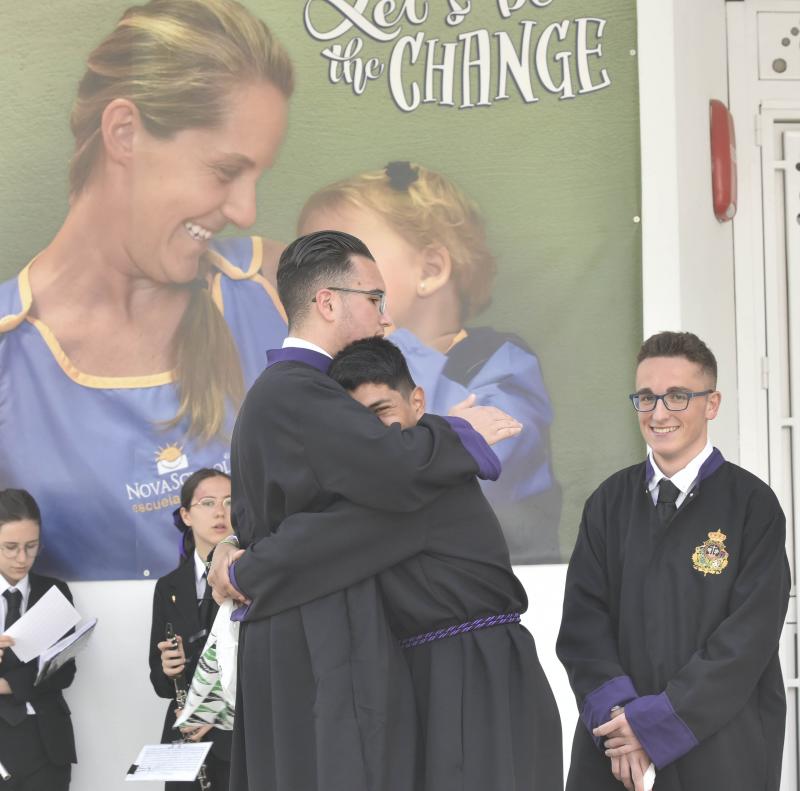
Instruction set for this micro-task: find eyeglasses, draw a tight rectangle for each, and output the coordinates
[629,390,713,412]
[312,287,387,315]
[0,541,41,559]
[190,497,232,511]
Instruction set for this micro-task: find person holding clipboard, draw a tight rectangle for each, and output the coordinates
[0,488,77,791]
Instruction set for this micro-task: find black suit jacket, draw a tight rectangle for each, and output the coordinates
[149,558,231,761]
[0,573,77,777]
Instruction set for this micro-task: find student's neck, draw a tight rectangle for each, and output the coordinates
[652,441,708,478]
[287,325,338,357]
[195,537,215,565]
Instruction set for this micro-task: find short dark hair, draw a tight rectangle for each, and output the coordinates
[329,337,416,396]
[277,230,375,328]
[637,331,718,385]
[0,489,41,529]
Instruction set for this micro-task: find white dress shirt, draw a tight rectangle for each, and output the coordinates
[647,440,714,508]
[1,573,35,713]
[194,551,209,602]
[0,573,30,631]
[282,336,333,359]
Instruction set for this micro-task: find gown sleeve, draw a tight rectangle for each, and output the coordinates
[231,500,428,621]
[245,369,497,514]
[556,495,639,745]
[625,487,790,769]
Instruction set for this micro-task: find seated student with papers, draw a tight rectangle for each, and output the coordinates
[0,489,77,791]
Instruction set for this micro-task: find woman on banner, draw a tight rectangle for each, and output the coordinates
[0,0,292,581]
[149,468,234,791]
[297,162,562,563]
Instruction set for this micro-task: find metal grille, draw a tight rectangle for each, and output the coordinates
[760,106,800,790]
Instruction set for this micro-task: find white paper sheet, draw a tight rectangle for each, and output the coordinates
[35,617,98,685]
[125,743,213,782]
[3,586,81,663]
[644,762,656,791]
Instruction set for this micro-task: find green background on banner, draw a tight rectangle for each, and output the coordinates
[0,1,642,556]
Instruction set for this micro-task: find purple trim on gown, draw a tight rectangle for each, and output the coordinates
[581,675,638,747]
[625,692,700,768]
[266,346,332,373]
[443,416,501,481]
[644,447,725,486]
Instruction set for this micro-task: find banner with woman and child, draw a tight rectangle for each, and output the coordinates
[0,0,641,579]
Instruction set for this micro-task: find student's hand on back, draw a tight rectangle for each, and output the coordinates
[448,394,522,445]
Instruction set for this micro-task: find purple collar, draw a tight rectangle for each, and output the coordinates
[644,446,725,485]
[266,347,331,374]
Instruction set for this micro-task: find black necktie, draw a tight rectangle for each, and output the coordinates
[657,479,680,524]
[3,589,22,629]
[198,572,214,632]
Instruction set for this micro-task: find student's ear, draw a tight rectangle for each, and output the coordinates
[705,389,721,420]
[100,98,141,168]
[180,507,192,528]
[410,385,426,419]
[312,288,337,323]
[417,245,452,298]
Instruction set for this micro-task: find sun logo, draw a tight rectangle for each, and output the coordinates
[155,443,189,476]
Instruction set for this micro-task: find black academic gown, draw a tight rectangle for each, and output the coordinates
[149,559,231,790]
[236,474,563,791]
[0,573,76,783]
[557,451,790,791]
[229,349,487,791]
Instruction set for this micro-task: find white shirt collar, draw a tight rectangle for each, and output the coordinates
[647,440,714,495]
[193,551,207,586]
[282,336,333,359]
[193,551,208,601]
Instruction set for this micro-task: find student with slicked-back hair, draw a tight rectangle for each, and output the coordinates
[0,0,293,582]
[208,229,521,791]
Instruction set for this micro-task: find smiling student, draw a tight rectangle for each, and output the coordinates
[0,0,292,581]
[0,489,77,791]
[557,331,790,791]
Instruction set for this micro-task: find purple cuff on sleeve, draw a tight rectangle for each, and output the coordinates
[228,561,251,622]
[580,675,638,749]
[444,416,501,481]
[625,692,699,769]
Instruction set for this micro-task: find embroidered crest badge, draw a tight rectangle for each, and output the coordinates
[692,530,729,575]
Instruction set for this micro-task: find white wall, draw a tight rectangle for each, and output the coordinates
[637,0,739,459]
[66,582,164,791]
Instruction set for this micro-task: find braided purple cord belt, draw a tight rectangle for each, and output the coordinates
[399,612,521,649]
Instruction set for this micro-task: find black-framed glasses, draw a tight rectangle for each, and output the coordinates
[0,541,41,559]
[629,390,713,412]
[312,287,387,315]
[190,497,232,511]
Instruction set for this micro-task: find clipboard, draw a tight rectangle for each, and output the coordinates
[34,618,97,686]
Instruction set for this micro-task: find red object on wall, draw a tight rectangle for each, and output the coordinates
[710,99,737,222]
